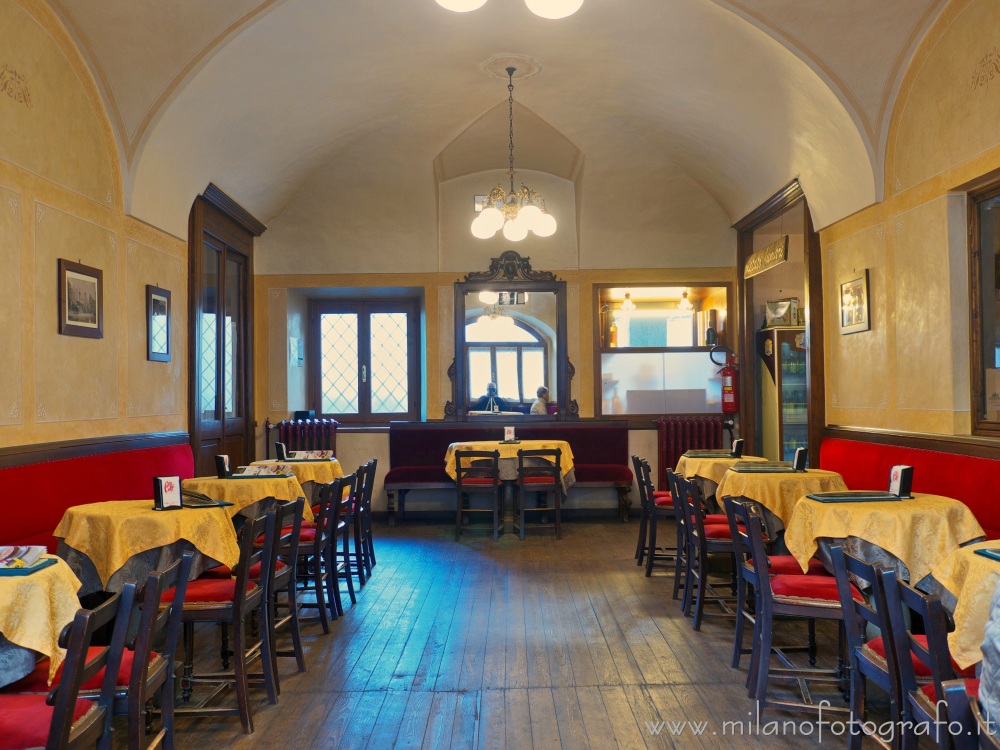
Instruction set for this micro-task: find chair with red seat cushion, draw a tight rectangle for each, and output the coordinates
[355,458,378,578]
[171,511,275,734]
[724,496,832,675]
[298,475,352,631]
[635,457,677,576]
[335,472,359,608]
[886,574,982,749]
[675,475,737,631]
[262,499,306,691]
[515,448,563,540]
[666,470,689,601]
[455,449,502,541]
[829,543,904,750]
[0,582,136,750]
[741,508,853,719]
[940,680,996,750]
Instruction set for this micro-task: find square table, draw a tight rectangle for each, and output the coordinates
[715,468,848,531]
[248,458,344,502]
[927,541,1000,670]
[54,499,241,596]
[444,439,576,491]
[0,555,82,687]
[181,475,312,523]
[785,493,986,582]
[673,453,769,508]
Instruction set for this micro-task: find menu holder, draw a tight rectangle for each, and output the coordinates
[889,465,914,498]
[153,475,183,511]
[731,438,744,458]
[214,455,232,479]
[730,461,798,474]
[0,558,57,576]
[793,447,808,471]
[274,442,288,460]
[974,549,1000,563]
[807,491,903,503]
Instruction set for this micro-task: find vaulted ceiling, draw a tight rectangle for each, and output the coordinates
[48,0,944,239]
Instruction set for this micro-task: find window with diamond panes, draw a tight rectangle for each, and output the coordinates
[311,299,419,423]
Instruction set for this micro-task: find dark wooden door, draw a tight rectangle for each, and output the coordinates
[188,187,264,477]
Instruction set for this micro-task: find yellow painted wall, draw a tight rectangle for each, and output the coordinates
[0,0,186,448]
[820,0,1000,436]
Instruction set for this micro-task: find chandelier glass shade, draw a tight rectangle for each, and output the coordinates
[678,291,694,311]
[435,0,583,18]
[477,302,514,325]
[471,67,556,241]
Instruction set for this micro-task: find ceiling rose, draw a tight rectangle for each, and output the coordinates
[434,0,487,11]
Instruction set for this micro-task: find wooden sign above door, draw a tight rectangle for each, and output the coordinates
[744,235,789,279]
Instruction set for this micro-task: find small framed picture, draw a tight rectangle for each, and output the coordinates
[153,476,182,510]
[839,270,871,334]
[504,426,516,442]
[146,285,171,362]
[58,259,103,339]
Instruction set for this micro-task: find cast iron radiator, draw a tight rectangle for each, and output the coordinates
[656,415,725,490]
[264,418,338,458]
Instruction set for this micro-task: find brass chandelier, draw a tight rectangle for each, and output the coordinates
[471,67,556,241]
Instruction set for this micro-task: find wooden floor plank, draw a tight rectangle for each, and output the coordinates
[111,520,904,750]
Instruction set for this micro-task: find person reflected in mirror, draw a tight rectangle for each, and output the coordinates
[470,382,510,413]
[530,385,549,415]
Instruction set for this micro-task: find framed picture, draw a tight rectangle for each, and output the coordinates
[58,259,103,339]
[146,285,171,362]
[839,269,871,334]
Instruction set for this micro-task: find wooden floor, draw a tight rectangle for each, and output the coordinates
[119,517,898,749]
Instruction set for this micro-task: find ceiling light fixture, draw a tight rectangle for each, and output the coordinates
[477,302,514,325]
[435,0,583,18]
[678,291,694,311]
[620,291,636,313]
[471,67,556,241]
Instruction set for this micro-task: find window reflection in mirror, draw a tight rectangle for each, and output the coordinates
[465,289,557,410]
[595,285,730,417]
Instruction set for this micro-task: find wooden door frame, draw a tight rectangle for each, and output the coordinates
[188,184,265,476]
[733,180,825,460]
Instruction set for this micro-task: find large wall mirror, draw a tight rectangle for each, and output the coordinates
[450,251,571,420]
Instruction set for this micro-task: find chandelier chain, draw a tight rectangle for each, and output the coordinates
[507,67,516,195]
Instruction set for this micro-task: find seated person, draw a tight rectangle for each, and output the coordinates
[530,386,549,415]
[469,382,510,412]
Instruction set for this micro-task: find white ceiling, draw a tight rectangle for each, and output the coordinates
[48,0,944,239]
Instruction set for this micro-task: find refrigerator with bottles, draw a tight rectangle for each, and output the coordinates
[756,326,808,462]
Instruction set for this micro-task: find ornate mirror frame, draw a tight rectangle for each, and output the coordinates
[447,251,576,420]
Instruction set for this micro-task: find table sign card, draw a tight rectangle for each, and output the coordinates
[504,426,516,442]
[153,476,182,511]
[793,447,808,471]
[274,442,288,460]
[888,465,913,498]
[214,455,232,479]
[731,439,744,458]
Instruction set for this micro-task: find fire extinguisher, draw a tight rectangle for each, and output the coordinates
[710,345,739,414]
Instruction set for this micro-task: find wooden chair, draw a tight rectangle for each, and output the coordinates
[263,498,306,691]
[941,680,999,750]
[667,470,689,601]
[885,576,979,749]
[171,511,277,734]
[0,583,137,750]
[674,474,736,630]
[357,458,377,574]
[741,506,854,717]
[336,472,360,607]
[297,475,350,631]
[634,457,676,575]
[828,544,903,750]
[724,496,829,673]
[515,448,563,540]
[455,449,502,541]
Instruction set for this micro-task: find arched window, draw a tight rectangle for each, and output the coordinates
[465,317,548,404]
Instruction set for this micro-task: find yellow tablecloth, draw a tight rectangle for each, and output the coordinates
[786,493,986,580]
[673,454,768,484]
[930,541,1000,670]
[182,476,312,522]
[249,459,344,485]
[53,500,241,589]
[715,468,847,525]
[444,440,575,482]
[0,555,81,684]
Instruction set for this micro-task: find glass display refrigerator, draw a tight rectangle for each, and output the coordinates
[755,327,807,462]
